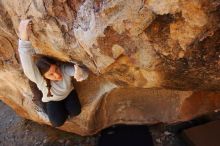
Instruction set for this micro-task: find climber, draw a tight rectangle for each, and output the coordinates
[18,19,88,127]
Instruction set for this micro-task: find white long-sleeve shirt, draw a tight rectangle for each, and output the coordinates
[18,40,77,102]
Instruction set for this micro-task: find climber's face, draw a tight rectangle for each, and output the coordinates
[44,64,63,81]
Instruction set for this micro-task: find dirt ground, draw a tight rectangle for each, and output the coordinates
[1,100,219,146]
[0,100,97,146]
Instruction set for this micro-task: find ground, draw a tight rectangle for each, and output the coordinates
[0,100,97,146]
[2,99,219,146]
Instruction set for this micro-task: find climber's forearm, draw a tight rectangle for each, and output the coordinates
[19,30,29,41]
[18,19,32,41]
[18,19,35,53]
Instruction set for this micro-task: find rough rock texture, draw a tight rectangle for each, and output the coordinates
[0,0,220,135]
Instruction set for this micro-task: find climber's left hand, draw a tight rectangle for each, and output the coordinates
[74,65,88,82]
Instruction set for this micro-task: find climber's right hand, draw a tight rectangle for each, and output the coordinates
[18,19,32,41]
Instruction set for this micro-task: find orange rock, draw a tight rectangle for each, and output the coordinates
[0,0,219,135]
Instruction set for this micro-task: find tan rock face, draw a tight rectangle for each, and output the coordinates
[0,0,219,135]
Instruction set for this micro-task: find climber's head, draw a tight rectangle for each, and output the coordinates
[35,56,62,81]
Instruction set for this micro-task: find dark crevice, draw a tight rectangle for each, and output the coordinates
[24,1,33,15]
[28,80,46,113]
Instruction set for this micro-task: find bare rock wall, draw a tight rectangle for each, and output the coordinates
[0,0,219,135]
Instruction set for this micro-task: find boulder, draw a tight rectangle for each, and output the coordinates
[0,0,219,135]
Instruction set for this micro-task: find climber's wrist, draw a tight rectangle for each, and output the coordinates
[19,32,29,41]
[18,19,32,41]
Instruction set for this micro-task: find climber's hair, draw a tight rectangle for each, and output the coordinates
[34,55,59,97]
